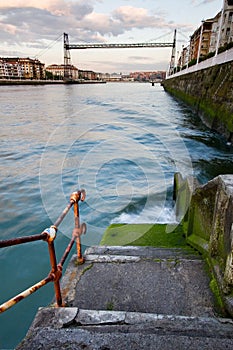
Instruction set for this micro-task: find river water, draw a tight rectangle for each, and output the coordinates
[0,82,233,349]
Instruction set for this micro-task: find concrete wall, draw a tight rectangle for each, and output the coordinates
[162,62,233,142]
[174,173,233,316]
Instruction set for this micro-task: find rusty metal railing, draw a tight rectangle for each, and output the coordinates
[0,190,86,313]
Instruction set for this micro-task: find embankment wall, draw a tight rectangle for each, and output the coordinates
[162,62,233,141]
[174,172,233,316]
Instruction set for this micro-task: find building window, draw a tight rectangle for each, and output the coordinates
[229,12,233,22]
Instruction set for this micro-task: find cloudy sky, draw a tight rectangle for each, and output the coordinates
[0,0,222,73]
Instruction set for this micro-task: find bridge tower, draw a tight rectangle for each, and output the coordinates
[168,29,177,76]
[63,33,72,81]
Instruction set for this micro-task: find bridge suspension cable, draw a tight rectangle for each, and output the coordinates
[145,30,175,44]
[34,34,63,59]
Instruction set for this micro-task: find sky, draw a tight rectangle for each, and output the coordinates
[0,0,222,73]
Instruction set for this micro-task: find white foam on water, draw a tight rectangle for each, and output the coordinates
[111,204,177,225]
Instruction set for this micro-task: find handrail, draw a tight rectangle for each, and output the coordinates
[0,189,86,313]
[166,47,233,79]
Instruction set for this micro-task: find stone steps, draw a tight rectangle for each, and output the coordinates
[64,246,216,317]
[17,307,233,350]
[16,246,233,349]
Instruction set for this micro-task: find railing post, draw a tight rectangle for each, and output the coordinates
[44,226,63,307]
[70,190,86,265]
[75,201,83,264]
[0,190,86,313]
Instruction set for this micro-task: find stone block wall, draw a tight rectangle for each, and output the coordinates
[174,173,233,316]
[162,62,233,142]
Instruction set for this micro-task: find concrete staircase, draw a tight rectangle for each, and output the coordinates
[17,246,233,349]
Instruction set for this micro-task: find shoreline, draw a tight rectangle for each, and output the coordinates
[0,79,161,86]
[0,79,107,86]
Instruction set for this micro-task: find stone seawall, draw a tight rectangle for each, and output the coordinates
[162,62,233,142]
[174,173,233,316]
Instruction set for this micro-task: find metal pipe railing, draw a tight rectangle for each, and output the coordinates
[0,189,86,313]
[0,232,48,248]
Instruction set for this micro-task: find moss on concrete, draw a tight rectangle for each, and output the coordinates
[99,173,233,317]
[100,223,194,252]
[162,62,233,139]
[209,278,226,315]
[186,234,209,256]
[165,87,199,108]
[174,173,233,317]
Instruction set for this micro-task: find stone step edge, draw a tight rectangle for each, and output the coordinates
[84,245,201,260]
[83,254,202,263]
[30,307,233,336]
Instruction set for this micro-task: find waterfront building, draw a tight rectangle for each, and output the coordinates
[0,57,45,80]
[178,0,233,68]
[45,64,79,80]
[189,19,213,62]
[101,73,111,81]
[78,69,97,80]
[209,0,233,53]
[0,58,23,79]
[209,12,222,53]
[129,71,166,82]
[220,0,233,47]
[179,46,189,68]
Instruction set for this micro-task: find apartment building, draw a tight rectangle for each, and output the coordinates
[179,0,233,67]
[46,64,79,80]
[220,0,233,47]
[0,58,23,79]
[209,11,222,53]
[0,57,45,80]
[179,46,189,68]
[78,69,96,80]
[208,0,233,53]
[189,19,213,62]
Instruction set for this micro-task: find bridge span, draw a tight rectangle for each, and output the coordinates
[63,32,176,79]
[67,42,174,50]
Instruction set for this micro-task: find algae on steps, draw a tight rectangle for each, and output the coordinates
[100,223,195,253]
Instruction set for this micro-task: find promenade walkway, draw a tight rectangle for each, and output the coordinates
[166,47,233,79]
